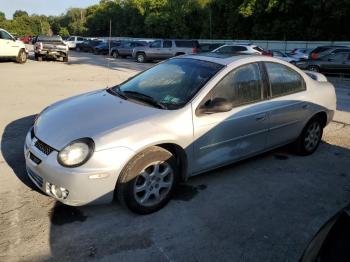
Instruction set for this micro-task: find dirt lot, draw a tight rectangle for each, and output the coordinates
[1,52,350,262]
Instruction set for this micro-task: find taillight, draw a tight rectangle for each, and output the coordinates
[311,53,318,59]
[192,47,198,53]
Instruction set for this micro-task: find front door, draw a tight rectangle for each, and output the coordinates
[0,30,18,56]
[192,63,269,173]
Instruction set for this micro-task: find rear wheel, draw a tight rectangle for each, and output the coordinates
[16,49,27,64]
[111,51,118,58]
[136,53,146,63]
[293,116,324,155]
[63,56,68,62]
[117,146,178,214]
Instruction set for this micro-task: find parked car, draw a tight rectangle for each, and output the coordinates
[94,41,121,55]
[110,41,148,58]
[296,51,350,74]
[211,44,265,55]
[34,35,69,62]
[66,36,86,49]
[270,50,298,64]
[19,36,32,44]
[76,39,104,53]
[132,39,200,63]
[24,54,336,214]
[0,28,28,63]
[309,45,350,60]
[289,48,311,61]
[199,43,225,52]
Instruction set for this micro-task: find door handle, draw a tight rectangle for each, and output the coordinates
[255,113,267,121]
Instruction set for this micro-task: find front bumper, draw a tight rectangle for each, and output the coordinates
[24,128,135,206]
[35,51,68,58]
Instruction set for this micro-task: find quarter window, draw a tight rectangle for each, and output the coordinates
[265,62,305,97]
[209,63,264,108]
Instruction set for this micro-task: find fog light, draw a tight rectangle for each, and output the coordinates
[46,183,69,200]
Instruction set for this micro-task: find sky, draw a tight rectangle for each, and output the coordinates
[0,0,100,19]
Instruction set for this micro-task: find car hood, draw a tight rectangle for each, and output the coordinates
[34,89,160,150]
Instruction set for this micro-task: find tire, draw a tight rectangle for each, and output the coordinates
[307,65,320,72]
[136,53,146,63]
[111,51,118,58]
[16,49,27,64]
[63,56,68,62]
[35,55,43,62]
[293,116,324,155]
[117,146,178,214]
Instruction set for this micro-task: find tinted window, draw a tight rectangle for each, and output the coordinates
[234,46,247,52]
[210,63,263,107]
[163,40,172,48]
[325,53,347,61]
[175,40,198,48]
[150,40,161,48]
[77,37,84,41]
[216,46,234,53]
[265,62,305,97]
[116,58,223,109]
[0,30,13,40]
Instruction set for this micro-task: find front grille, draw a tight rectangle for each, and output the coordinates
[29,152,42,165]
[34,138,54,155]
[27,168,43,188]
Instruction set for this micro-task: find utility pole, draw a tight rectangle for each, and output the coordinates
[209,8,212,39]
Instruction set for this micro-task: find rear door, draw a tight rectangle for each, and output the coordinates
[320,53,348,73]
[263,62,309,148]
[162,40,173,58]
[192,62,269,173]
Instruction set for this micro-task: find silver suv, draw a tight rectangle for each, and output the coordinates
[132,39,199,63]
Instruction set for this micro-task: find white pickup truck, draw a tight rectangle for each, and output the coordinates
[0,28,28,63]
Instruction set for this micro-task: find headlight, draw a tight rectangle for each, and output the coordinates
[57,138,94,167]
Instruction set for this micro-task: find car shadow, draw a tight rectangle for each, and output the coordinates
[1,114,43,193]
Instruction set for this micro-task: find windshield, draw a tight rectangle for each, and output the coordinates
[112,58,223,109]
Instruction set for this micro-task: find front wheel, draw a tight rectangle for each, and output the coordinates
[116,146,178,214]
[136,53,146,63]
[16,49,27,64]
[293,116,323,155]
[111,51,118,58]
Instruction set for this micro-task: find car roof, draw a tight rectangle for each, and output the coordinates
[179,53,270,65]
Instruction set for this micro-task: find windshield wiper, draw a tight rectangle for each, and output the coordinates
[107,86,128,100]
[123,90,167,109]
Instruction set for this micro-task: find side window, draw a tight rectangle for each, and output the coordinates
[327,53,347,61]
[150,40,161,48]
[77,37,84,41]
[163,40,172,48]
[216,46,232,53]
[0,30,12,40]
[265,62,305,98]
[209,63,263,108]
[235,46,247,52]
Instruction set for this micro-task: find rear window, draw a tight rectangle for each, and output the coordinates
[253,46,264,52]
[37,35,63,42]
[312,47,330,53]
[175,40,199,48]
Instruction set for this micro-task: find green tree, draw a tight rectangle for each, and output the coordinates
[59,27,70,36]
[13,10,28,19]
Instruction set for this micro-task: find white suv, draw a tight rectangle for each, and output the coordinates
[0,28,28,63]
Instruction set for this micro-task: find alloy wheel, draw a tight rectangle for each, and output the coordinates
[133,161,174,207]
[304,121,321,151]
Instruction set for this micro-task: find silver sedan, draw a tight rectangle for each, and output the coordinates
[24,54,336,214]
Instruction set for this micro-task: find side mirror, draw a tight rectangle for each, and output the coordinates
[197,97,233,115]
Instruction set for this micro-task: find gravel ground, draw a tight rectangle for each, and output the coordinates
[1,52,350,262]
